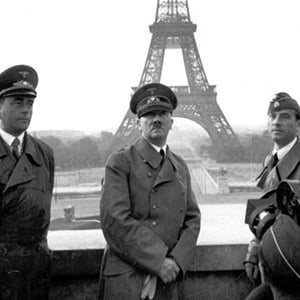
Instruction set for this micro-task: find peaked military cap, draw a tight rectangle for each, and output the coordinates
[261,214,300,284]
[130,83,178,118]
[268,92,300,115]
[0,65,38,98]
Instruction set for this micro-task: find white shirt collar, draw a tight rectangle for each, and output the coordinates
[149,142,167,154]
[273,137,297,161]
[0,127,25,149]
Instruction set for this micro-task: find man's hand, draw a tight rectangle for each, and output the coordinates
[158,258,180,284]
[244,238,261,283]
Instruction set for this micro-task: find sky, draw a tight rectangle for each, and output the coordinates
[1,0,300,134]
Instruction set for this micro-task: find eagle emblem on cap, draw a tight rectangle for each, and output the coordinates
[11,70,34,89]
[274,101,280,108]
[19,71,30,79]
[147,87,157,95]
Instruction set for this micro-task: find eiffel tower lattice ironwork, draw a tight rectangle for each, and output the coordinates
[112,0,238,150]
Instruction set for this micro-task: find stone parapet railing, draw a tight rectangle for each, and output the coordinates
[49,203,255,299]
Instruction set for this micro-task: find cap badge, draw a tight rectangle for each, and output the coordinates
[13,80,34,89]
[274,101,280,108]
[19,71,30,79]
[147,87,157,95]
[146,97,161,104]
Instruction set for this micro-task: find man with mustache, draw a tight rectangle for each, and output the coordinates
[244,92,300,300]
[99,83,201,300]
[0,65,54,299]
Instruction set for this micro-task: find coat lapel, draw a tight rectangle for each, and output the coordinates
[133,138,177,186]
[277,139,300,180]
[154,158,176,187]
[256,154,272,189]
[154,146,178,186]
[256,139,300,190]
[0,136,17,184]
[133,137,162,169]
[3,155,36,192]
[3,134,41,193]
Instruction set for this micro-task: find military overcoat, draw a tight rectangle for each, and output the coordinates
[256,138,300,192]
[0,133,54,299]
[100,137,201,300]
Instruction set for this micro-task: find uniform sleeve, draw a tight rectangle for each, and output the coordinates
[100,152,168,274]
[39,140,55,194]
[169,164,201,274]
[48,148,55,193]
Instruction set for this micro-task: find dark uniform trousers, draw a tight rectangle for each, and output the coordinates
[0,134,54,300]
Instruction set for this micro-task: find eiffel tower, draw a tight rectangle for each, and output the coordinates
[112,0,238,150]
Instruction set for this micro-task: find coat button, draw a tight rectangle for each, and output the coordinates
[152,204,157,209]
[148,173,152,177]
[152,221,157,226]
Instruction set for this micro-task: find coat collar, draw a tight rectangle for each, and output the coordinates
[133,137,178,171]
[0,133,42,192]
[133,137,161,168]
[257,138,300,190]
[22,133,42,166]
[277,138,300,180]
[0,135,10,158]
[0,132,41,165]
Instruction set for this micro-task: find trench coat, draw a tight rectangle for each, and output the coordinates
[0,133,54,300]
[256,138,300,192]
[248,138,300,300]
[99,137,201,300]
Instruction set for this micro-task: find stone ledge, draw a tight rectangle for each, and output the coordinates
[50,243,248,276]
[49,244,252,300]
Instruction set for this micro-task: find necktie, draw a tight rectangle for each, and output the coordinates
[159,149,164,158]
[11,138,20,160]
[268,153,278,170]
[159,149,164,165]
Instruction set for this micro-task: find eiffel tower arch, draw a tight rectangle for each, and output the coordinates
[112,0,238,151]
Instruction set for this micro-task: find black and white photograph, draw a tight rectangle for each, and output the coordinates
[0,0,300,299]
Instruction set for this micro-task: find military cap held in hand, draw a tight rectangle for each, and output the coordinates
[0,65,38,98]
[261,214,300,285]
[268,92,300,116]
[130,83,178,118]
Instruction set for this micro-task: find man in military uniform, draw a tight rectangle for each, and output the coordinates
[99,83,201,300]
[256,92,300,192]
[244,92,300,300]
[0,65,54,299]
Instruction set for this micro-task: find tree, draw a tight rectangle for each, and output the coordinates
[69,137,100,168]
